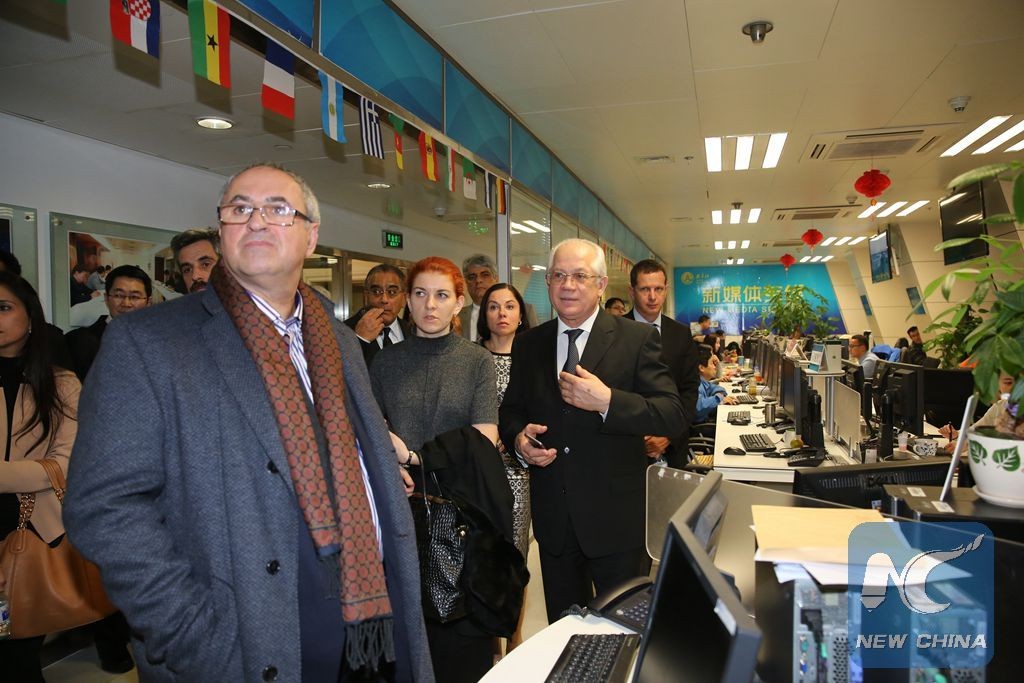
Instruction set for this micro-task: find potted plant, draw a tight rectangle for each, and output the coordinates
[924,161,1024,506]
[761,284,837,340]
[923,305,981,369]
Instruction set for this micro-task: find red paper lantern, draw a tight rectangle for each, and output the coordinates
[780,253,796,271]
[854,169,891,205]
[801,228,824,251]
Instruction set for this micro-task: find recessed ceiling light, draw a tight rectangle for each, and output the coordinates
[714,240,724,250]
[858,202,886,218]
[876,201,908,218]
[973,119,1024,154]
[705,137,722,172]
[939,193,966,206]
[736,258,744,264]
[834,236,852,246]
[762,132,787,169]
[196,116,233,130]
[810,255,823,263]
[510,221,536,233]
[847,236,866,245]
[711,210,723,225]
[366,182,391,189]
[727,240,737,249]
[1008,139,1024,152]
[821,255,833,262]
[729,209,741,224]
[531,264,546,271]
[734,136,754,171]
[821,236,837,246]
[740,240,750,249]
[524,219,551,232]
[799,255,811,263]
[726,257,734,265]
[747,208,761,223]
[896,200,929,216]
[941,115,1011,157]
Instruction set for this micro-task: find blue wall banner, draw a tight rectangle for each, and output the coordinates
[239,0,313,46]
[673,265,846,335]
[511,121,552,199]
[445,63,510,173]
[320,0,442,129]
[552,161,580,219]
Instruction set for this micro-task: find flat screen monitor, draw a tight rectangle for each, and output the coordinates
[887,366,923,436]
[632,520,761,683]
[920,367,975,428]
[668,470,727,559]
[868,230,893,283]
[939,181,991,265]
[779,357,803,423]
[792,458,952,510]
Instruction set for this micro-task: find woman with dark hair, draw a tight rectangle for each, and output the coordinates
[0,272,81,681]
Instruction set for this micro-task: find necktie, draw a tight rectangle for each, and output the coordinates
[563,329,583,374]
[381,326,392,347]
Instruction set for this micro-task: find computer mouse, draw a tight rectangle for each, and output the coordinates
[724,447,746,455]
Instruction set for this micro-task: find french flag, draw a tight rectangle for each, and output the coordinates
[109,0,160,58]
[262,41,295,120]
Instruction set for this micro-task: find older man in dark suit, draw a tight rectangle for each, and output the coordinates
[626,259,700,468]
[65,163,432,682]
[500,238,684,623]
[345,263,412,368]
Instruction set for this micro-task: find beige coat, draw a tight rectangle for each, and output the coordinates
[0,370,81,543]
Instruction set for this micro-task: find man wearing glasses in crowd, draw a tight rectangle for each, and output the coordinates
[459,253,539,339]
[849,333,880,379]
[500,238,683,624]
[345,263,411,367]
[66,163,431,682]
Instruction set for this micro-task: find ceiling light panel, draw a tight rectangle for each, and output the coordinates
[747,208,761,223]
[835,236,851,246]
[524,219,551,232]
[714,241,724,250]
[740,240,750,249]
[727,240,737,249]
[763,133,787,169]
[703,132,788,171]
[799,256,811,263]
[729,209,741,224]
[736,258,744,264]
[896,200,929,217]
[711,210,723,225]
[972,119,1024,154]
[876,201,908,218]
[858,203,886,218]
[821,255,833,262]
[734,136,754,171]
[705,137,722,172]
[847,236,866,245]
[810,255,823,263]
[941,115,1011,157]
[820,236,837,246]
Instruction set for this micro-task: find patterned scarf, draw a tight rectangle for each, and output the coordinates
[211,266,393,669]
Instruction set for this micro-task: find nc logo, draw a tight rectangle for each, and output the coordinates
[860,534,984,614]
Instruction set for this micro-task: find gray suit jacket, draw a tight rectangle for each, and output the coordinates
[65,287,433,682]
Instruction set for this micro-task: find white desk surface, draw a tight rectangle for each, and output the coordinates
[480,614,631,682]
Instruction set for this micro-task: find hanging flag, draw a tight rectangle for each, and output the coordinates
[419,132,439,182]
[262,40,294,119]
[359,97,385,159]
[110,0,161,58]
[462,158,477,200]
[387,114,404,170]
[446,148,458,193]
[317,73,346,143]
[495,177,508,214]
[187,0,231,87]
[484,171,494,209]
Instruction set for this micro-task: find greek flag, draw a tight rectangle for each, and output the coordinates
[359,96,384,159]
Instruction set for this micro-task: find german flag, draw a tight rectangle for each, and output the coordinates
[419,132,439,181]
[188,0,231,87]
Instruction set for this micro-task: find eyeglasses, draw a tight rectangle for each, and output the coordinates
[108,291,148,304]
[465,271,494,282]
[369,286,402,298]
[218,203,312,227]
[546,271,602,286]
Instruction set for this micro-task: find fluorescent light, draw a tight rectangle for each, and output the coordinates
[835,236,852,246]
[896,200,929,216]
[763,132,788,169]
[810,255,823,263]
[736,258,744,264]
[727,240,737,249]
[821,236,837,246]
[509,226,520,235]
[821,255,833,262]
[870,232,886,241]
[1008,139,1024,152]
[714,241,724,250]
[510,221,536,233]
[973,119,1024,154]
[747,208,761,223]
[799,256,811,263]
[941,115,1011,157]
[735,136,754,171]
[531,265,546,271]
[740,240,750,249]
[729,209,741,224]
[848,236,867,245]
[957,213,983,225]
[939,192,966,206]
[196,116,233,129]
[705,137,722,172]
[711,210,723,225]
[876,201,908,218]
[524,219,551,232]
[366,182,391,189]
[726,257,734,265]
[858,203,886,218]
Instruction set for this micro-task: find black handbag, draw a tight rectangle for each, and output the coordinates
[408,463,469,623]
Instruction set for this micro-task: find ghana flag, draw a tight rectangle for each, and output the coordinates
[188,0,231,87]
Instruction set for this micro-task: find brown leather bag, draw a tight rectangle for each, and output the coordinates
[0,458,115,639]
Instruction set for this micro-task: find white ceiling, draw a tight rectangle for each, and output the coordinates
[2,0,1023,267]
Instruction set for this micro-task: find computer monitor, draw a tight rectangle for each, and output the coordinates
[632,520,762,683]
[841,359,873,424]
[779,358,804,424]
[791,458,953,510]
[920,366,975,427]
[668,470,727,559]
[886,363,924,436]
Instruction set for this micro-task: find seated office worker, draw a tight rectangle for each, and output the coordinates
[849,333,880,379]
[500,238,684,624]
[64,163,432,682]
[696,344,738,422]
[345,263,412,367]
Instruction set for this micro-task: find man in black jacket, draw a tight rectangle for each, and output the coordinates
[904,325,929,365]
[344,263,412,367]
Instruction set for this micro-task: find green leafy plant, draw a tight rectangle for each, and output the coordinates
[760,284,837,340]
[923,161,1024,437]
[923,305,981,369]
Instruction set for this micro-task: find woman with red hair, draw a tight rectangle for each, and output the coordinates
[369,256,509,682]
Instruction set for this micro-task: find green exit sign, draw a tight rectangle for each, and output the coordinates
[382,230,403,249]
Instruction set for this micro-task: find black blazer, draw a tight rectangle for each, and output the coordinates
[499,309,684,558]
[343,309,413,368]
[628,310,700,467]
[64,316,108,382]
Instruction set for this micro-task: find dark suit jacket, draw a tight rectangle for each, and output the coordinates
[628,309,700,467]
[344,308,413,368]
[64,316,108,381]
[65,287,433,682]
[499,309,684,558]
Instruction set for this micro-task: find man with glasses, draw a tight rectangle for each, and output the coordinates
[66,163,431,682]
[500,238,683,623]
[459,253,539,340]
[345,263,411,367]
[849,333,880,379]
[171,227,220,293]
[64,264,151,382]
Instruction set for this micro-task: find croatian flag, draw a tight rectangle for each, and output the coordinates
[262,41,295,120]
[110,0,160,58]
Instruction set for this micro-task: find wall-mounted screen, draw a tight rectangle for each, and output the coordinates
[868,230,892,283]
[939,181,988,265]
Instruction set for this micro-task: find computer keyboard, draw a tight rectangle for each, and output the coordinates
[739,432,777,452]
[727,410,751,425]
[546,633,641,683]
[733,393,758,404]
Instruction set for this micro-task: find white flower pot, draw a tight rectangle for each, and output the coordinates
[967,427,1024,508]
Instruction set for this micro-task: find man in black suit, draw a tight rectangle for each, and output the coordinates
[344,263,412,367]
[500,239,684,623]
[627,259,699,469]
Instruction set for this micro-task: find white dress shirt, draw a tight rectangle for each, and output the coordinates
[556,306,601,378]
[631,309,662,331]
[376,318,405,348]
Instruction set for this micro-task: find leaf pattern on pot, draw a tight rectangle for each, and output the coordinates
[991,446,1021,472]
[969,440,987,465]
